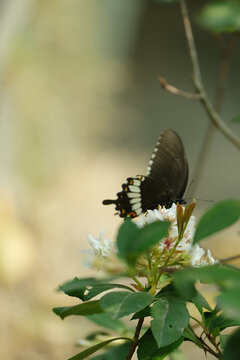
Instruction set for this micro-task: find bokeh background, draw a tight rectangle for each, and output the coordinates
[0,0,239,359]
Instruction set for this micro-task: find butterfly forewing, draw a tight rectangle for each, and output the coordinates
[146,129,188,200]
[102,129,188,218]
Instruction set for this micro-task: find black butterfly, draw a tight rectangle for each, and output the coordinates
[103,129,188,218]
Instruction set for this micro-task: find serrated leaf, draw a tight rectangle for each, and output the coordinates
[100,291,154,319]
[222,328,240,359]
[217,288,240,321]
[53,300,102,319]
[117,220,170,264]
[86,313,128,334]
[193,199,240,244]
[68,337,131,360]
[150,296,189,347]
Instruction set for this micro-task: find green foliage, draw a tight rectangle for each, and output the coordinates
[86,313,128,334]
[53,300,103,320]
[117,219,169,264]
[68,338,131,360]
[54,201,240,359]
[100,291,154,319]
[217,288,240,321]
[58,277,133,301]
[196,0,240,33]
[193,199,240,244]
[137,329,183,360]
[173,265,240,299]
[150,296,189,347]
[222,328,240,360]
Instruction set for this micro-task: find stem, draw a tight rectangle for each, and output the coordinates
[132,276,145,290]
[155,236,182,285]
[125,318,144,360]
[190,33,239,196]
[219,253,240,263]
[179,0,240,150]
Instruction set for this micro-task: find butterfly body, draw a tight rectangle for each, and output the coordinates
[103,129,188,218]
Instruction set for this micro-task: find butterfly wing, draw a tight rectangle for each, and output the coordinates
[146,129,188,201]
[103,129,188,218]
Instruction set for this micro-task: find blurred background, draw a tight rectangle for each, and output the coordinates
[0,0,239,359]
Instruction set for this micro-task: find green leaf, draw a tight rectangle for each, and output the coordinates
[173,265,240,300]
[210,313,240,331]
[86,313,128,334]
[84,283,134,301]
[156,284,178,298]
[182,327,201,345]
[106,342,130,360]
[117,220,170,263]
[191,291,212,318]
[137,329,183,360]
[196,1,240,33]
[220,334,230,349]
[222,328,240,359]
[68,337,131,360]
[150,296,189,347]
[100,291,154,319]
[59,277,96,300]
[193,199,240,245]
[53,300,103,320]
[169,348,185,360]
[89,354,106,360]
[59,277,133,301]
[217,288,240,321]
[131,306,151,320]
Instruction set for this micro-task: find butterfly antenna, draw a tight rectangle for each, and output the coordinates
[185,179,194,199]
[185,179,214,203]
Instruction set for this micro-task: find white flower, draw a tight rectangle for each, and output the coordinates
[135,204,217,267]
[82,230,116,268]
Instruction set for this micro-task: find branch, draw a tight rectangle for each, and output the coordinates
[159,77,201,100]
[179,0,240,150]
[125,318,144,360]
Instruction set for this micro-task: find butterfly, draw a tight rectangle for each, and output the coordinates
[103,129,188,218]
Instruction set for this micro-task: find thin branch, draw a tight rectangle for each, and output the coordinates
[159,77,201,100]
[179,0,240,150]
[219,254,240,263]
[125,318,144,360]
[189,33,239,197]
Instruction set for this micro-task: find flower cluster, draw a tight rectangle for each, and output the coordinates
[135,204,216,267]
[82,203,216,274]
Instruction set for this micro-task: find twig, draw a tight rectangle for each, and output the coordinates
[219,254,240,263]
[179,0,240,150]
[159,77,201,100]
[125,318,144,360]
[189,33,240,196]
